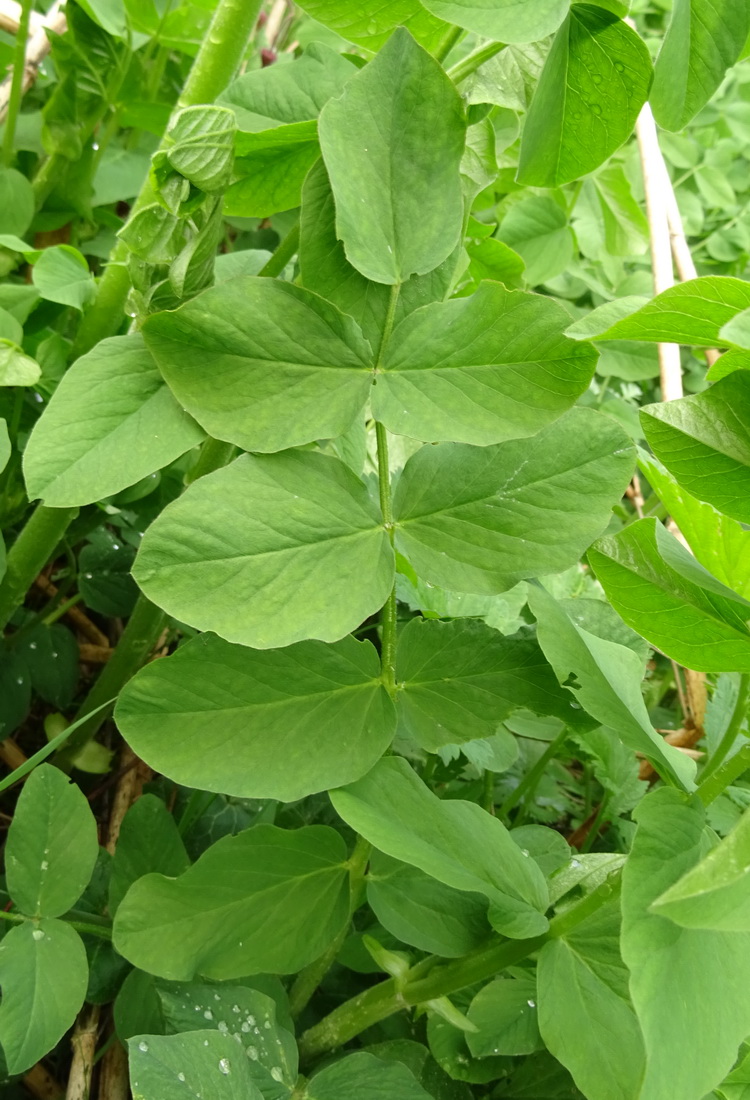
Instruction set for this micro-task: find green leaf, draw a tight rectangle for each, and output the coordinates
[224,122,321,217]
[527,583,695,789]
[652,803,750,932]
[331,756,550,939]
[0,306,25,346]
[0,417,9,471]
[639,452,750,600]
[373,283,597,446]
[650,0,750,131]
[590,518,750,672]
[419,0,568,43]
[367,850,491,957]
[294,0,450,52]
[497,197,575,286]
[308,1051,433,1099]
[465,238,526,287]
[593,164,649,257]
[113,824,350,980]
[720,307,750,349]
[23,334,204,507]
[622,789,750,1100]
[20,623,79,708]
[518,7,652,187]
[0,920,88,1074]
[0,341,40,386]
[219,42,355,131]
[585,277,750,346]
[0,168,34,237]
[78,531,138,617]
[395,619,589,752]
[5,764,98,918]
[143,278,372,453]
[318,28,465,285]
[640,374,750,524]
[537,898,645,1100]
[31,245,96,311]
[392,408,635,595]
[109,795,190,916]
[116,632,396,801]
[133,450,394,649]
[165,106,236,192]
[466,978,543,1058]
[128,1031,265,1100]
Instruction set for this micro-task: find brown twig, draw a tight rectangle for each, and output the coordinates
[0,737,27,771]
[78,643,112,664]
[23,1061,65,1099]
[65,1005,99,1100]
[34,575,109,647]
[0,0,66,124]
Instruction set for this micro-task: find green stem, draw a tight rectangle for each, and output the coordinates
[579,793,610,854]
[289,836,371,1019]
[700,673,749,784]
[698,742,750,806]
[446,40,506,84]
[71,0,263,359]
[375,423,397,694]
[2,0,33,166]
[0,505,78,634]
[433,25,464,64]
[0,909,112,941]
[298,876,618,1063]
[258,224,300,279]
[498,726,570,820]
[55,595,166,769]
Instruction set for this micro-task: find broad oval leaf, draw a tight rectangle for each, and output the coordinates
[374,282,597,445]
[23,335,204,507]
[497,196,575,287]
[31,245,96,311]
[116,632,396,801]
[467,977,544,1058]
[419,0,568,43]
[0,920,88,1074]
[308,1052,433,1100]
[143,277,373,453]
[128,1031,265,1100]
[108,795,190,916]
[113,824,350,980]
[650,0,750,131]
[5,764,99,918]
[331,756,550,939]
[133,450,394,650]
[518,6,652,187]
[640,373,750,525]
[395,618,589,751]
[590,519,750,672]
[318,28,466,285]
[392,407,635,595]
[295,0,451,52]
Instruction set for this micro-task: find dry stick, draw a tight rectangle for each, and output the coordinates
[0,0,44,35]
[0,0,66,123]
[23,1061,65,1099]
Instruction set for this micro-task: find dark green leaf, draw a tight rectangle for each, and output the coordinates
[109,795,190,916]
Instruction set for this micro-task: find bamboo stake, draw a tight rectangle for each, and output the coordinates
[0,0,66,124]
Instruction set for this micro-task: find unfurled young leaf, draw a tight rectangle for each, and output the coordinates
[164,106,236,192]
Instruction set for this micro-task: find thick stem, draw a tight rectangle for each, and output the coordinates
[699,674,749,785]
[72,0,263,359]
[258,223,300,279]
[374,285,400,694]
[433,25,463,64]
[498,725,570,820]
[446,40,505,84]
[0,505,78,633]
[698,742,750,806]
[2,0,32,165]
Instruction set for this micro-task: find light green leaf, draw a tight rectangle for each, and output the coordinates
[584,277,750,346]
[467,978,543,1058]
[373,282,596,446]
[294,0,450,52]
[537,899,645,1100]
[392,407,635,595]
[133,450,394,649]
[143,277,372,454]
[527,583,695,789]
[720,307,750,349]
[109,795,190,916]
[0,168,34,237]
[318,28,465,284]
[166,106,236,192]
[622,789,750,1100]
[595,341,660,381]
[518,7,652,187]
[128,1031,265,1100]
[653,803,750,932]
[565,295,649,340]
[116,632,396,801]
[23,334,204,508]
[225,121,321,217]
[640,373,750,524]
[651,0,750,131]
[420,0,568,43]
[308,1052,433,1100]
[465,237,525,287]
[593,164,649,257]
[590,518,750,672]
[0,417,9,472]
[639,452,750,600]
[331,756,550,939]
[0,919,88,1074]
[219,42,355,131]
[465,43,548,111]
[0,306,23,346]
[113,825,350,980]
[5,764,99,918]
[0,341,40,386]
[32,246,96,311]
[497,197,575,286]
[395,618,589,752]
[367,850,491,957]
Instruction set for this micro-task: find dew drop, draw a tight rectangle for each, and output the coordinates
[521,848,530,857]
[247,1046,259,1061]
[527,999,536,1008]
[41,861,49,871]
[218,1059,230,1075]
[177,1073,185,1082]
[218,1021,229,1035]
[263,1020,271,1030]
[203,1009,213,1020]
[32,929,45,941]
[138,1041,149,1052]
[246,1015,256,1027]
[270,1067,284,1082]
[231,1004,241,1014]
[28,642,37,650]
[241,1022,251,1033]
[615,61,625,71]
